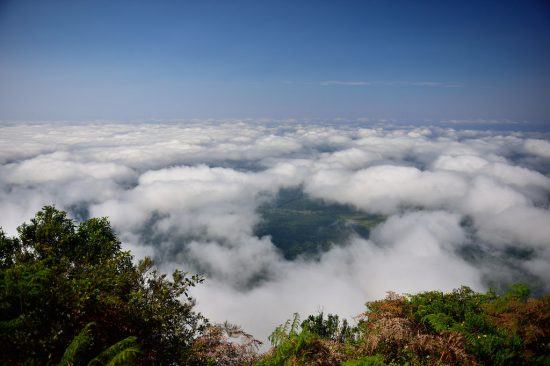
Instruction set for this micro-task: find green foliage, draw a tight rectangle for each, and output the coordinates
[57,322,140,366]
[88,336,140,366]
[0,229,20,268]
[256,314,317,366]
[59,322,95,366]
[101,347,141,366]
[0,206,206,365]
[257,286,550,366]
[300,312,357,342]
[342,355,386,366]
[406,285,548,365]
[267,313,303,349]
[256,312,359,366]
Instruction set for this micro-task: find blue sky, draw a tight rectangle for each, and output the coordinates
[0,0,549,122]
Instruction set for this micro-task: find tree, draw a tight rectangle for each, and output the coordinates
[0,206,206,365]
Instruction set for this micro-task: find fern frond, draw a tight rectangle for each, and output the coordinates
[59,322,95,366]
[104,346,141,366]
[87,336,140,366]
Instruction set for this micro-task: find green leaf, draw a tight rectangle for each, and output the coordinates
[59,322,95,366]
[88,336,140,366]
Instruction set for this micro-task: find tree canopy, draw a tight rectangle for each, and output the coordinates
[0,206,205,365]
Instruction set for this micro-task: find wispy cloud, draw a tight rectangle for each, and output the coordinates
[320,80,463,87]
[441,118,527,125]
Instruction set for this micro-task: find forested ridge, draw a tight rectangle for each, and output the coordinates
[1,207,549,365]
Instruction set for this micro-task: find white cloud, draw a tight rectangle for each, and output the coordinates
[305,165,468,213]
[524,138,550,158]
[0,120,548,342]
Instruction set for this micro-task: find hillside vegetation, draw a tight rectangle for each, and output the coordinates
[1,207,549,365]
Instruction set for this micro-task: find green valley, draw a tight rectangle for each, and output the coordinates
[254,187,385,259]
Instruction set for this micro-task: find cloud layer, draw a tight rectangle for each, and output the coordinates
[1,120,549,341]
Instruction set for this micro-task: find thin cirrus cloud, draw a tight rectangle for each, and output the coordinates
[319,80,464,87]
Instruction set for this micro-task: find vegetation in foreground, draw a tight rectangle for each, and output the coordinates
[1,207,549,365]
[258,286,550,366]
[0,206,206,365]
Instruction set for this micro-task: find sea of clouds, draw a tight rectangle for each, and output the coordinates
[1,120,549,341]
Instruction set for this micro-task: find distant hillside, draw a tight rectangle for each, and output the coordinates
[255,187,384,259]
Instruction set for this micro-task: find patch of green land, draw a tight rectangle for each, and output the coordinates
[254,187,385,259]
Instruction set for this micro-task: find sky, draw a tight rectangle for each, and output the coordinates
[1,0,550,122]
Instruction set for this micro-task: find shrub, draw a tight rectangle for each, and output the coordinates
[257,287,550,366]
[342,355,385,366]
[188,322,262,366]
